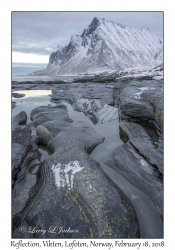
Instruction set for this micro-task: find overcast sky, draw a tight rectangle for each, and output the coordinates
[12,11,163,67]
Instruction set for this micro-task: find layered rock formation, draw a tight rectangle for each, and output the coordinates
[12,105,139,238]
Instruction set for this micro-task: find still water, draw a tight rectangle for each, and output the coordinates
[12,90,52,123]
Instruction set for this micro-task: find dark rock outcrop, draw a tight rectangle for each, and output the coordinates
[118,81,163,133]
[119,122,163,174]
[12,143,26,187]
[12,125,31,147]
[12,105,139,238]
[105,142,163,217]
[12,112,42,228]
[12,111,27,130]
[105,80,163,218]
[12,101,17,109]
[12,93,25,98]
[12,141,41,221]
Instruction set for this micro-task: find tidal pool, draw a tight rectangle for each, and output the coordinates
[12,89,163,238]
[62,101,123,161]
[12,90,52,123]
[12,90,52,162]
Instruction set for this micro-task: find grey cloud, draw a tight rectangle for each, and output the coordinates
[12,45,53,55]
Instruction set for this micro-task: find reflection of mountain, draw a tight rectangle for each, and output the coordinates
[73,98,118,124]
[33,17,163,75]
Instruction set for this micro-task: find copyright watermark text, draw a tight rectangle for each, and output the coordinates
[18,226,78,235]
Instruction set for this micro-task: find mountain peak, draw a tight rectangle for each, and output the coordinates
[34,17,163,76]
[91,16,103,23]
[81,17,102,37]
[57,44,63,50]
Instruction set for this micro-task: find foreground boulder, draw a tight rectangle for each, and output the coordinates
[36,125,53,144]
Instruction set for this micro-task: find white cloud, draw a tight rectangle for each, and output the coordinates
[12,51,49,63]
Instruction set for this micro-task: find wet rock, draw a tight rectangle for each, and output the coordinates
[108,79,164,219]
[119,85,154,121]
[12,111,27,129]
[72,75,153,84]
[105,142,163,217]
[12,143,26,186]
[11,78,163,238]
[12,125,31,147]
[12,101,16,109]
[12,93,25,98]
[30,105,72,136]
[12,105,139,238]
[36,125,53,144]
[12,141,41,222]
[119,121,163,175]
[118,81,163,133]
[13,145,139,238]
[115,75,153,83]
[73,75,116,83]
[49,83,114,106]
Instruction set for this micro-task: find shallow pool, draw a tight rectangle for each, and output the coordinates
[12,90,52,123]
[12,89,163,238]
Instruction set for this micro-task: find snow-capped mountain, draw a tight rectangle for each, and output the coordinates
[33,17,163,75]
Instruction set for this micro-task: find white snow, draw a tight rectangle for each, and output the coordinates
[87,183,96,193]
[33,17,163,76]
[51,160,84,190]
[97,104,118,123]
[131,86,156,100]
[132,92,143,100]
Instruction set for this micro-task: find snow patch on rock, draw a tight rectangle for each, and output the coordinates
[132,87,156,100]
[51,160,84,190]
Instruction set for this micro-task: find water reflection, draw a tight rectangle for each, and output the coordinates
[62,102,123,162]
[12,90,52,123]
[12,90,52,98]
